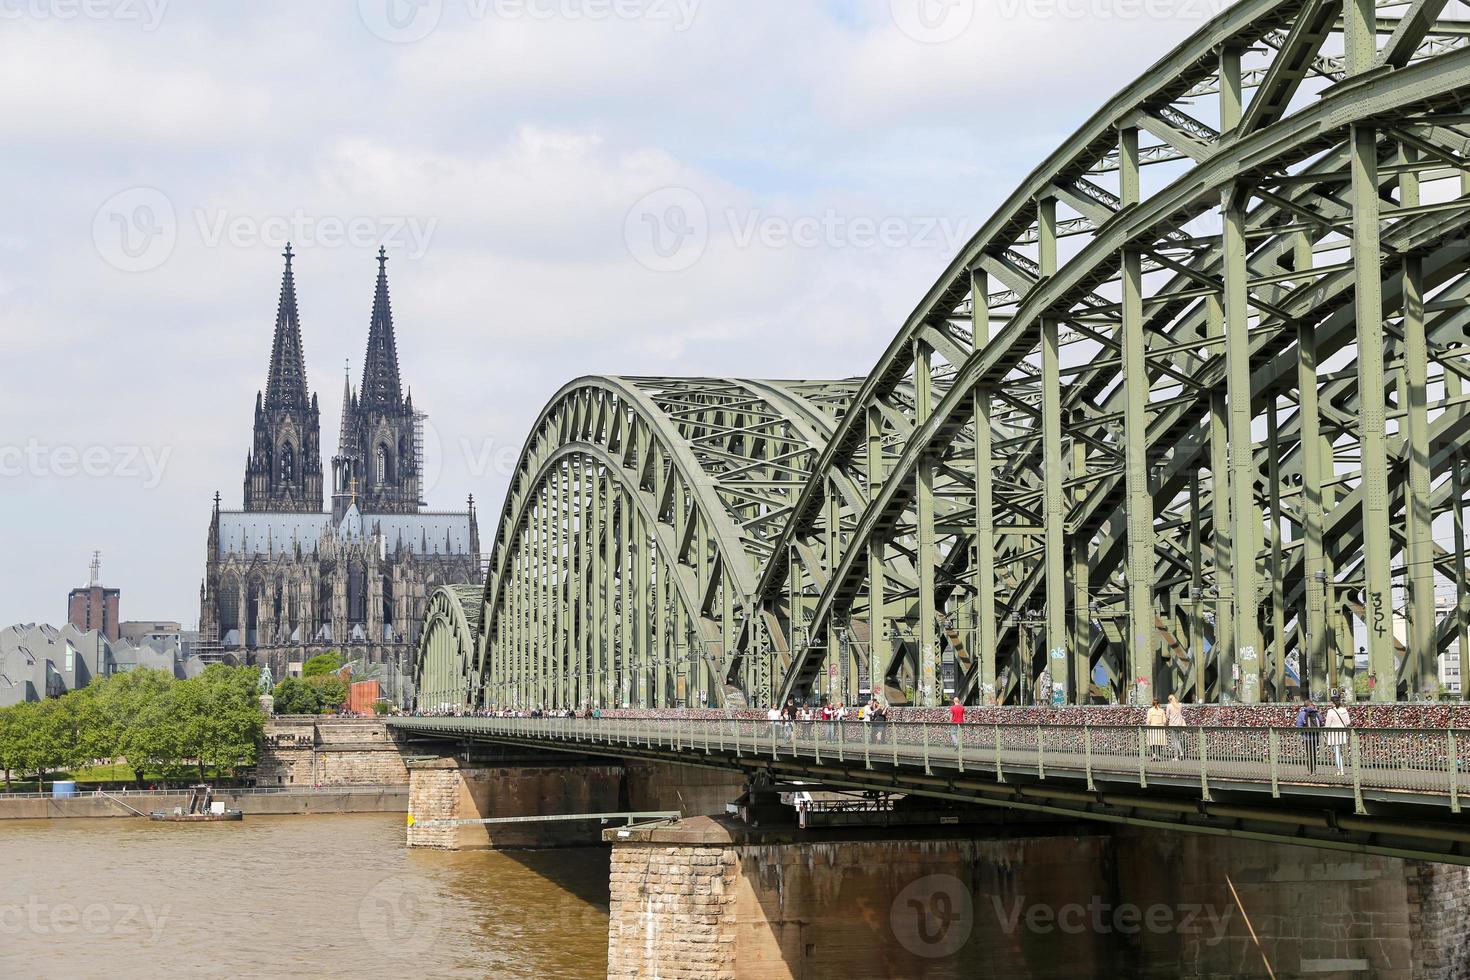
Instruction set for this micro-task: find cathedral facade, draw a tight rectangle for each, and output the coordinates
[200,246,480,700]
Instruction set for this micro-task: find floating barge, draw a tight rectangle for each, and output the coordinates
[149,784,243,822]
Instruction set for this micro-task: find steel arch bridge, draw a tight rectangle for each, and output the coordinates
[417,0,1470,712]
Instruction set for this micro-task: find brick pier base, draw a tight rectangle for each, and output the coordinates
[605,817,1470,979]
[406,757,624,849]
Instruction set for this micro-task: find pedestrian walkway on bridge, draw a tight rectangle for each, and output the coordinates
[390,713,1470,865]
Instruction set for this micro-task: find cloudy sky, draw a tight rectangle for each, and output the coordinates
[0,0,1235,627]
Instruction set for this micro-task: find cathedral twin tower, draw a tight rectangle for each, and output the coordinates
[202,245,479,678]
[244,243,420,522]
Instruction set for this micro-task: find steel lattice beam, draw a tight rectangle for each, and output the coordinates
[418,0,1470,713]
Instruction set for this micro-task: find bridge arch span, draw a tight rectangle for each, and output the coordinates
[470,376,861,710]
[769,0,1470,708]
[418,0,1470,712]
[415,584,483,710]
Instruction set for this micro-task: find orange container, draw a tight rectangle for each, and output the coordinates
[347,680,381,714]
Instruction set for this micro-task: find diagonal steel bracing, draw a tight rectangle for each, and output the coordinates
[418,0,1470,713]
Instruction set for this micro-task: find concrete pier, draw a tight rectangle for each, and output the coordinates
[604,817,1470,979]
[406,757,625,849]
[405,755,744,850]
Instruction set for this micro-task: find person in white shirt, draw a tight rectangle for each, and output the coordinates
[1324,696,1351,775]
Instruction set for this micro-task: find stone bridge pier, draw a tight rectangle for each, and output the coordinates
[401,746,1469,977]
[605,816,1470,979]
[405,751,745,850]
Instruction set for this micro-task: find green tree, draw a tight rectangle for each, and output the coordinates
[14,699,80,786]
[0,705,21,789]
[172,665,264,782]
[302,652,343,678]
[272,677,321,715]
[47,691,94,774]
[306,675,349,712]
[6,702,43,783]
[93,669,177,783]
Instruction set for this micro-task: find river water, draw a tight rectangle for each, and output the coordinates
[0,813,611,978]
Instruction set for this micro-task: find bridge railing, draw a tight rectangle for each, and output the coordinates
[390,717,1468,810]
[0,783,409,801]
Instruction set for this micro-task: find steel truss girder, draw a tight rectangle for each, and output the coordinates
[468,377,861,710]
[768,2,1470,708]
[414,585,483,710]
[418,0,1470,714]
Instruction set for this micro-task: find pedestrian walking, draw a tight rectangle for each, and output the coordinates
[871,700,888,744]
[1324,696,1351,775]
[949,697,965,748]
[797,704,813,740]
[1145,699,1167,762]
[821,702,836,741]
[1295,699,1323,774]
[1165,694,1186,761]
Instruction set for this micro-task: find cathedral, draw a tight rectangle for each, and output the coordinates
[200,245,481,699]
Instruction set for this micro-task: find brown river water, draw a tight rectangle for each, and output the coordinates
[0,813,611,978]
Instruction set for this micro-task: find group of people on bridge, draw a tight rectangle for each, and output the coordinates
[766,698,892,742]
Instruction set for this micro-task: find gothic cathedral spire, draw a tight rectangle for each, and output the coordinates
[361,246,403,411]
[265,242,310,409]
[333,247,421,519]
[245,244,324,513]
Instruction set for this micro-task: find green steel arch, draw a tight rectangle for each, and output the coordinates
[420,0,1470,712]
[415,585,484,709]
[468,376,861,710]
[771,0,1470,708]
